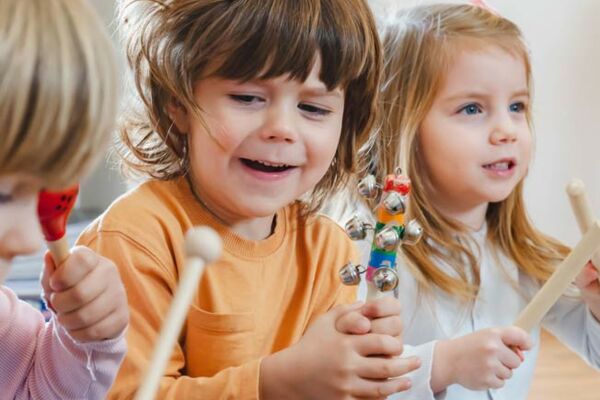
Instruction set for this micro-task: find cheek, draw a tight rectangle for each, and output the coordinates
[192,113,244,154]
[309,121,342,164]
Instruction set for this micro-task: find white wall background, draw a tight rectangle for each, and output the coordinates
[87,0,600,247]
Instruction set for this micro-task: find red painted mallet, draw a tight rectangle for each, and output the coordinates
[37,185,79,266]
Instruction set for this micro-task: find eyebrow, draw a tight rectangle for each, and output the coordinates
[301,87,344,100]
[443,89,530,103]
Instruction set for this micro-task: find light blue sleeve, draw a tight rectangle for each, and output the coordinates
[542,291,600,369]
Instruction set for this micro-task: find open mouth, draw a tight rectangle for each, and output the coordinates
[483,159,516,171]
[240,158,296,173]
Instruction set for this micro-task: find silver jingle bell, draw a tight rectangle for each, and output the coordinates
[345,215,370,241]
[382,192,406,215]
[357,174,379,199]
[339,262,365,286]
[402,219,423,246]
[372,267,399,292]
[374,225,401,251]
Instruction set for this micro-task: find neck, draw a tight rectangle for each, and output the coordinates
[431,196,488,231]
[186,175,276,241]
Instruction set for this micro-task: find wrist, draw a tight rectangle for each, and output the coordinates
[260,347,300,400]
[586,300,600,323]
[431,339,456,393]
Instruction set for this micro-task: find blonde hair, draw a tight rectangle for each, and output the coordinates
[0,0,119,189]
[375,3,569,300]
[116,0,381,213]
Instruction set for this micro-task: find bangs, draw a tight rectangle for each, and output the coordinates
[0,0,117,189]
[184,0,373,90]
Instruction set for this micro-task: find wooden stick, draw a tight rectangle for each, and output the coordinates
[47,238,71,267]
[566,179,600,274]
[135,227,222,400]
[367,283,385,300]
[514,221,600,332]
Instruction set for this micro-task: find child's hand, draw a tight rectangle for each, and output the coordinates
[575,261,600,320]
[432,327,532,392]
[336,296,403,338]
[260,302,419,400]
[41,246,129,342]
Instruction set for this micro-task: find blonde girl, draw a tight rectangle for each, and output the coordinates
[371,3,600,399]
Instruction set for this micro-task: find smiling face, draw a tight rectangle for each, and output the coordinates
[0,174,44,271]
[173,57,344,225]
[419,44,532,219]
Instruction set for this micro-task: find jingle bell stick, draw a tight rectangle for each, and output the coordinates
[339,170,423,299]
[37,185,79,266]
[514,220,600,333]
[135,226,222,400]
[566,179,600,275]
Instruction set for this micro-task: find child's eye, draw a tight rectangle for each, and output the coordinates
[0,193,13,204]
[298,103,331,116]
[228,94,265,105]
[459,103,482,115]
[510,102,526,113]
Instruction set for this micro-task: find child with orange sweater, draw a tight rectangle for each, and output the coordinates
[78,0,421,398]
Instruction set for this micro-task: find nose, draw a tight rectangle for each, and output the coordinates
[259,102,299,143]
[0,199,44,260]
[489,112,518,145]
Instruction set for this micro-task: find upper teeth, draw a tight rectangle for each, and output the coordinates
[256,160,288,167]
[486,162,509,170]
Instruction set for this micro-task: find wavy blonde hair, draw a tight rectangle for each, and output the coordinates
[116,0,382,213]
[0,0,119,189]
[374,3,569,300]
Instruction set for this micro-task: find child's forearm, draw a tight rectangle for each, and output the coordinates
[430,340,455,393]
[25,318,126,399]
[260,348,300,400]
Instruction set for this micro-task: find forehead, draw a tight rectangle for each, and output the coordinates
[440,45,528,97]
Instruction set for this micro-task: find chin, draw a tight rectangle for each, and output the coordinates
[242,198,291,218]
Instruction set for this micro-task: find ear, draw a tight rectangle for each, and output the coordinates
[167,97,190,134]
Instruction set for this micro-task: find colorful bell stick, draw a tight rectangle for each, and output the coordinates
[135,226,222,400]
[339,169,423,300]
[37,185,79,266]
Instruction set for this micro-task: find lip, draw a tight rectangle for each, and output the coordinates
[239,158,299,182]
[481,157,517,178]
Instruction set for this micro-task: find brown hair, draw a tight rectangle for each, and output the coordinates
[0,0,119,189]
[374,3,569,300]
[117,0,381,212]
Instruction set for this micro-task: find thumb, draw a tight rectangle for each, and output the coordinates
[328,301,365,321]
[502,326,533,350]
[40,251,56,310]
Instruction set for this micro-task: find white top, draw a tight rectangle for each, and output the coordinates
[375,224,600,400]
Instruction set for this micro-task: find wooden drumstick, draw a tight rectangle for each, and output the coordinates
[566,179,600,274]
[37,185,79,265]
[135,226,222,400]
[514,221,600,332]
